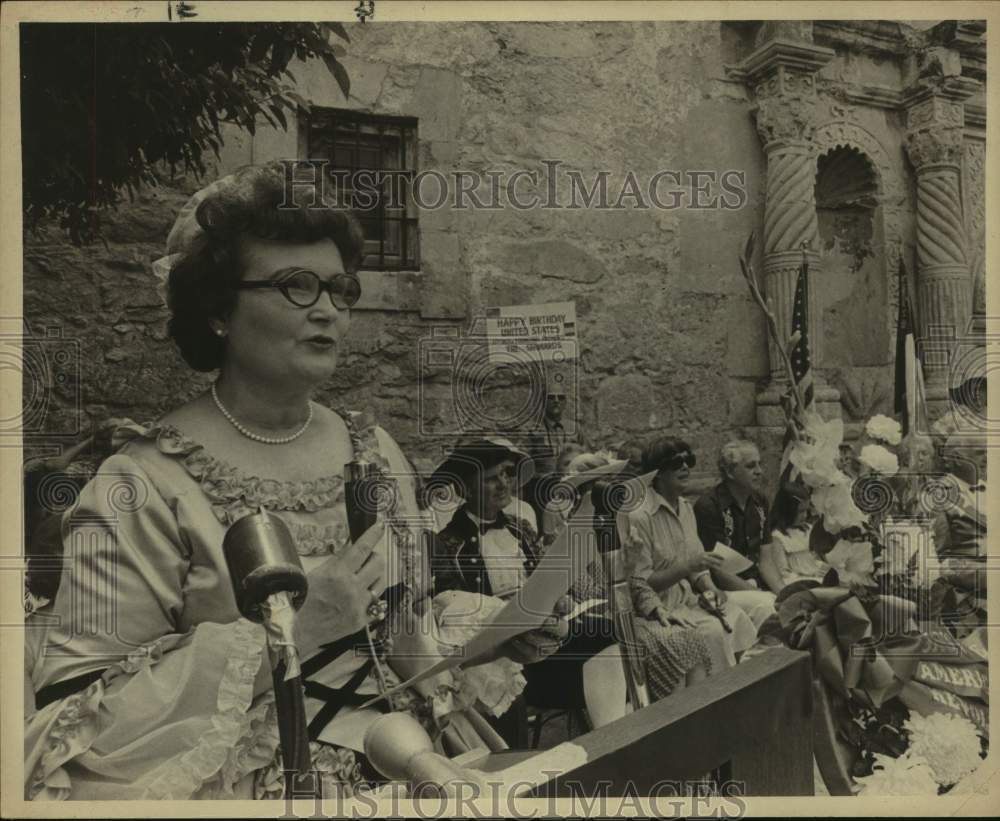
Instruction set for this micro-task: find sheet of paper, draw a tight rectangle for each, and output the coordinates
[360,498,600,708]
[562,597,607,622]
[561,459,629,488]
[711,542,754,575]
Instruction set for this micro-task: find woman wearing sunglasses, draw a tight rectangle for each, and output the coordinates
[24,162,513,800]
[616,436,761,674]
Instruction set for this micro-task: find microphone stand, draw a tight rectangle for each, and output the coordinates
[224,507,317,798]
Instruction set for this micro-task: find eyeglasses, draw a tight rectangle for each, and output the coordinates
[663,451,696,470]
[238,268,362,309]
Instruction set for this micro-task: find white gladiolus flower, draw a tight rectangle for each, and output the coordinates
[825,539,875,586]
[788,415,845,488]
[811,479,867,533]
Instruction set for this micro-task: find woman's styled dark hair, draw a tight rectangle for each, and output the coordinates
[641,436,694,474]
[166,161,365,371]
[767,483,810,536]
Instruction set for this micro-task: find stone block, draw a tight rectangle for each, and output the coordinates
[411,68,460,142]
[727,378,759,426]
[500,23,602,58]
[419,233,468,319]
[493,240,608,284]
[217,123,254,176]
[251,121,298,164]
[725,296,770,377]
[596,374,656,433]
[339,59,390,108]
[354,271,422,312]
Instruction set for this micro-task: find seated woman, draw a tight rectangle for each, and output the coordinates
[760,484,831,592]
[430,437,628,734]
[24,163,563,800]
[431,438,711,727]
[617,436,761,676]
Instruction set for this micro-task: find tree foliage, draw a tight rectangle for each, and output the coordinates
[20,22,351,244]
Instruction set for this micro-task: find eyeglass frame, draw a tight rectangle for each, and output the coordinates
[659,450,696,471]
[236,268,362,309]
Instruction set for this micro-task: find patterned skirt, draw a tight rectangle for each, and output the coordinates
[631,618,713,701]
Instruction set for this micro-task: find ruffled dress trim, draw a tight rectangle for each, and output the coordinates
[111,420,349,547]
[26,620,268,800]
[142,619,269,799]
[27,680,105,800]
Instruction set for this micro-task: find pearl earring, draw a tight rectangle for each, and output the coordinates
[215,328,226,337]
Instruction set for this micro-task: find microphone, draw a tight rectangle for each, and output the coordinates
[223,507,315,796]
[344,459,380,543]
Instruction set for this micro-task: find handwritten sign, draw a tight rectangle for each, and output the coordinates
[485,302,577,363]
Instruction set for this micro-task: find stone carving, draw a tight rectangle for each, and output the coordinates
[904,141,971,396]
[814,121,902,204]
[963,140,986,316]
[832,368,892,421]
[763,149,819,255]
[914,172,967,267]
[754,90,819,146]
[743,36,833,392]
[906,95,964,130]
[904,126,965,170]
[964,141,986,241]
[753,20,815,47]
[813,121,904,358]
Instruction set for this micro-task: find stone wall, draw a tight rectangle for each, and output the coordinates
[22,20,986,490]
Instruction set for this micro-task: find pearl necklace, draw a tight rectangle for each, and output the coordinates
[211,383,313,445]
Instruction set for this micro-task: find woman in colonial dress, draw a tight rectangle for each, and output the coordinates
[23,162,564,800]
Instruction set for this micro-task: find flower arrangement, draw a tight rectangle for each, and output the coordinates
[904,713,983,788]
[737,235,988,796]
[852,711,985,795]
[853,752,940,795]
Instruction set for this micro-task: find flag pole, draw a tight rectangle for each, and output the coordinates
[737,233,810,432]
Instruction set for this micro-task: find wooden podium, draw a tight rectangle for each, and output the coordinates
[469,647,814,797]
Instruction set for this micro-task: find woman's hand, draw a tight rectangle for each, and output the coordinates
[654,606,697,629]
[499,595,571,665]
[685,552,724,575]
[294,521,387,658]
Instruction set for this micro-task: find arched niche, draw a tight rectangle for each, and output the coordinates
[813,142,888,370]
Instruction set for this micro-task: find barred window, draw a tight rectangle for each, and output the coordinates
[307,108,420,271]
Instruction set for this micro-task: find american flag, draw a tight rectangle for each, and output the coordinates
[789,253,815,411]
[893,257,926,436]
[779,252,815,467]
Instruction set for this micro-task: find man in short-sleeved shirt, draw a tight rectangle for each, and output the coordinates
[693,440,780,593]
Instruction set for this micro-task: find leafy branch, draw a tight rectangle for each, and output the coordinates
[21,22,353,244]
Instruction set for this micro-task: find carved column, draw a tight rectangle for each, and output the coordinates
[903,77,980,407]
[736,38,840,425]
